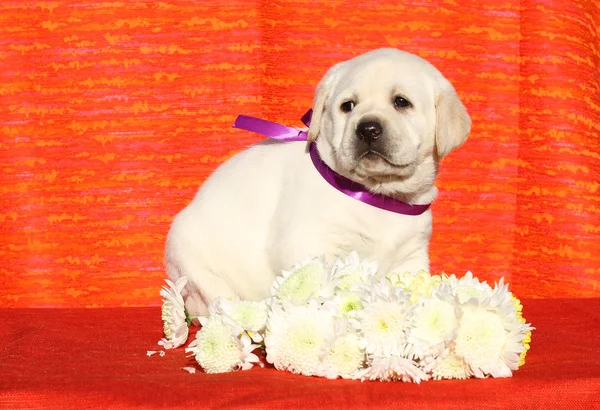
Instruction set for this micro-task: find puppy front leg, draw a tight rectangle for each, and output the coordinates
[165,247,238,318]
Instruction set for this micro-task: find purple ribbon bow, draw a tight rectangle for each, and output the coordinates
[233,111,431,216]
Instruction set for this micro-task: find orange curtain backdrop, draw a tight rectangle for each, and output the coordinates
[0,1,599,308]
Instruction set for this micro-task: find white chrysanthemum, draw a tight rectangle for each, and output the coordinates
[512,295,533,368]
[454,305,511,378]
[427,349,473,380]
[332,291,365,317]
[407,293,458,359]
[356,355,428,383]
[443,271,493,304]
[331,251,378,291]
[323,332,366,379]
[158,277,190,349]
[355,281,413,357]
[487,280,535,372]
[264,301,336,376]
[271,257,332,303]
[388,270,442,303]
[451,278,534,378]
[186,316,261,373]
[216,298,269,343]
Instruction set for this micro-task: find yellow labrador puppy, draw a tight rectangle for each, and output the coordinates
[166,48,470,316]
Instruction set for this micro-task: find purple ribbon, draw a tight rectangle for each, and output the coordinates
[234,115,308,142]
[233,111,431,216]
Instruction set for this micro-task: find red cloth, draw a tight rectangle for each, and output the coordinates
[1,299,599,409]
[2,1,600,310]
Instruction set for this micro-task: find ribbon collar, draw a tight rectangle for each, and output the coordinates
[233,111,431,216]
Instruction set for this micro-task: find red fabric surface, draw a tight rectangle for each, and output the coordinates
[1,299,599,409]
[2,1,600,309]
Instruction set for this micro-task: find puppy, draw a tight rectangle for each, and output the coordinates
[165,48,471,316]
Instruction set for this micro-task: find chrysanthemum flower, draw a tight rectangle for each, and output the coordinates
[512,295,532,367]
[186,316,261,373]
[388,270,442,304]
[407,292,458,359]
[428,349,473,380]
[271,257,332,304]
[323,332,366,379]
[454,304,511,378]
[264,301,336,376]
[518,331,532,367]
[331,251,378,291]
[355,281,413,357]
[332,291,365,317]
[216,298,269,343]
[490,280,534,370]
[451,278,533,378]
[158,277,190,349]
[443,271,493,304]
[356,355,428,383]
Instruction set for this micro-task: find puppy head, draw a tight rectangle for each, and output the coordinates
[308,48,470,200]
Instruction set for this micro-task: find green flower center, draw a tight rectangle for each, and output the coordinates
[278,263,325,302]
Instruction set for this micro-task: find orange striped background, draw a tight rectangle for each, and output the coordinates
[1,1,599,308]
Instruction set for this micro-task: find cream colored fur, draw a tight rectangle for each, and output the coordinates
[165,48,470,316]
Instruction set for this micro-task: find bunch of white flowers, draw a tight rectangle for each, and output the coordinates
[159,251,534,382]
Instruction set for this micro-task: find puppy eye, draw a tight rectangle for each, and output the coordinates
[340,101,355,113]
[394,96,411,109]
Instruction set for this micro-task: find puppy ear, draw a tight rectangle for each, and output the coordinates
[308,65,342,142]
[435,80,471,159]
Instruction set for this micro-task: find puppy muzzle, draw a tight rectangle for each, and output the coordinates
[356,120,383,145]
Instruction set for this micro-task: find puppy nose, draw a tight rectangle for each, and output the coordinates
[356,121,382,144]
